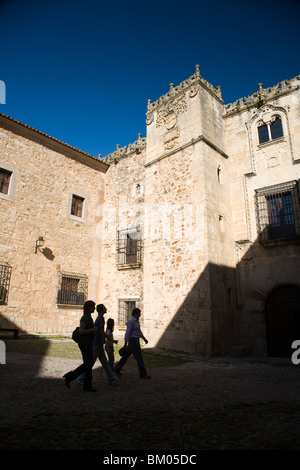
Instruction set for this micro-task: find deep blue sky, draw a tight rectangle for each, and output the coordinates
[0,0,299,158]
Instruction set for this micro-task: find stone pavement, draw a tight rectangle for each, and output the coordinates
[0,347,299,451]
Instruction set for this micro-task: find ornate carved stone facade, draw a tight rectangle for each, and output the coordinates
[1,66,299,357]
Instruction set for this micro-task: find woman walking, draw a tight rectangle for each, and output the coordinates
[63,300,98,392]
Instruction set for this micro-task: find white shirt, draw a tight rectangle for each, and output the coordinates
[125,316,143,341]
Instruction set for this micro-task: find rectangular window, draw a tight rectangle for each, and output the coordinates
[57,271,88,306]
[118,298,140,327]
[71,195,84,218]
[0,262,12,305]
[0,169,12,194]
[0,164,18,202]
[117,227,142,267]
[255,180,300,244]
[266,193,295,239]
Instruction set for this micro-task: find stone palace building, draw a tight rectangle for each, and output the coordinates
[1,66,299,357]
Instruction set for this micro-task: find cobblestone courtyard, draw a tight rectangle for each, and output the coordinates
[0,344,299,452]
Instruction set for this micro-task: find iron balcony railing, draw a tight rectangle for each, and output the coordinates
[255,180,300,243]
[0,262,12,304]
[57,271,88,306]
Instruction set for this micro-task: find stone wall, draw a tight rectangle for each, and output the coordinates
[225,86,300,354]
[0,118,106,333]
[99,143,146,337]
[1,69,299,358]
[100,72,300,356]
[143,145,206,353]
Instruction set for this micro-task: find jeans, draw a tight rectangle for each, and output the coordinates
[93,343,116,382]
[79,343,117,383]
[105,344,115,369]
[64,343,94,390]
[114,337,147,377]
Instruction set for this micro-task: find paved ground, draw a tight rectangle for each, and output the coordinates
[0,345,299,452]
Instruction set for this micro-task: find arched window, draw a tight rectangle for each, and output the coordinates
[258,115,283,144]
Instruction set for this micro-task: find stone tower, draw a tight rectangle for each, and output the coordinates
[142,65,236,355]
[101,66,237,356]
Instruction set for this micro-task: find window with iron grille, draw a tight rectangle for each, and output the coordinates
[0,169,12,195]
[118,298,141,327]
[257,116,283,144]
[255,180,300,244]
[57,271,88,306]
[0,262,12,305]
[117,227,142,267]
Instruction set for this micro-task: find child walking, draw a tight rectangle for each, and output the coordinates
[105,318,118,369]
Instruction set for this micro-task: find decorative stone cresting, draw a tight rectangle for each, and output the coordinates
[102,70,300,166]
[146,65,223,126]
[225,75,300,115]
[103,134,146,163]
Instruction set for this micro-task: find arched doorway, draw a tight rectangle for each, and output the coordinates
[265,285,300,357]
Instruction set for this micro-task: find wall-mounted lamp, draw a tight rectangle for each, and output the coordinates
[35,236,44,253]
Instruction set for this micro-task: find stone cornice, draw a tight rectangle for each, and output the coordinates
[0,112,109,173]
[144,134,229,168]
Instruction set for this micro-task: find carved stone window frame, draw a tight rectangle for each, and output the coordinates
[246,104,295,172]
[257,115,284,144]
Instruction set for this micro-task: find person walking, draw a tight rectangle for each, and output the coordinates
[105,318,118,369]
[93,305,120,385]
[114,308,150,379]
[78,304,119,386]
[63,300,98,392]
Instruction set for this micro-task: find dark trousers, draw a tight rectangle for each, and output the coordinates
[105,343,115,369]
[65,343,94,390]
[114,337,147,377]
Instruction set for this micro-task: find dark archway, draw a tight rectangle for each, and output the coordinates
[265,284,300,357]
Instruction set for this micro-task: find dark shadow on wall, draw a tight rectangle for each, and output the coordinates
[155,228,300,358]
[155,262,238,357]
